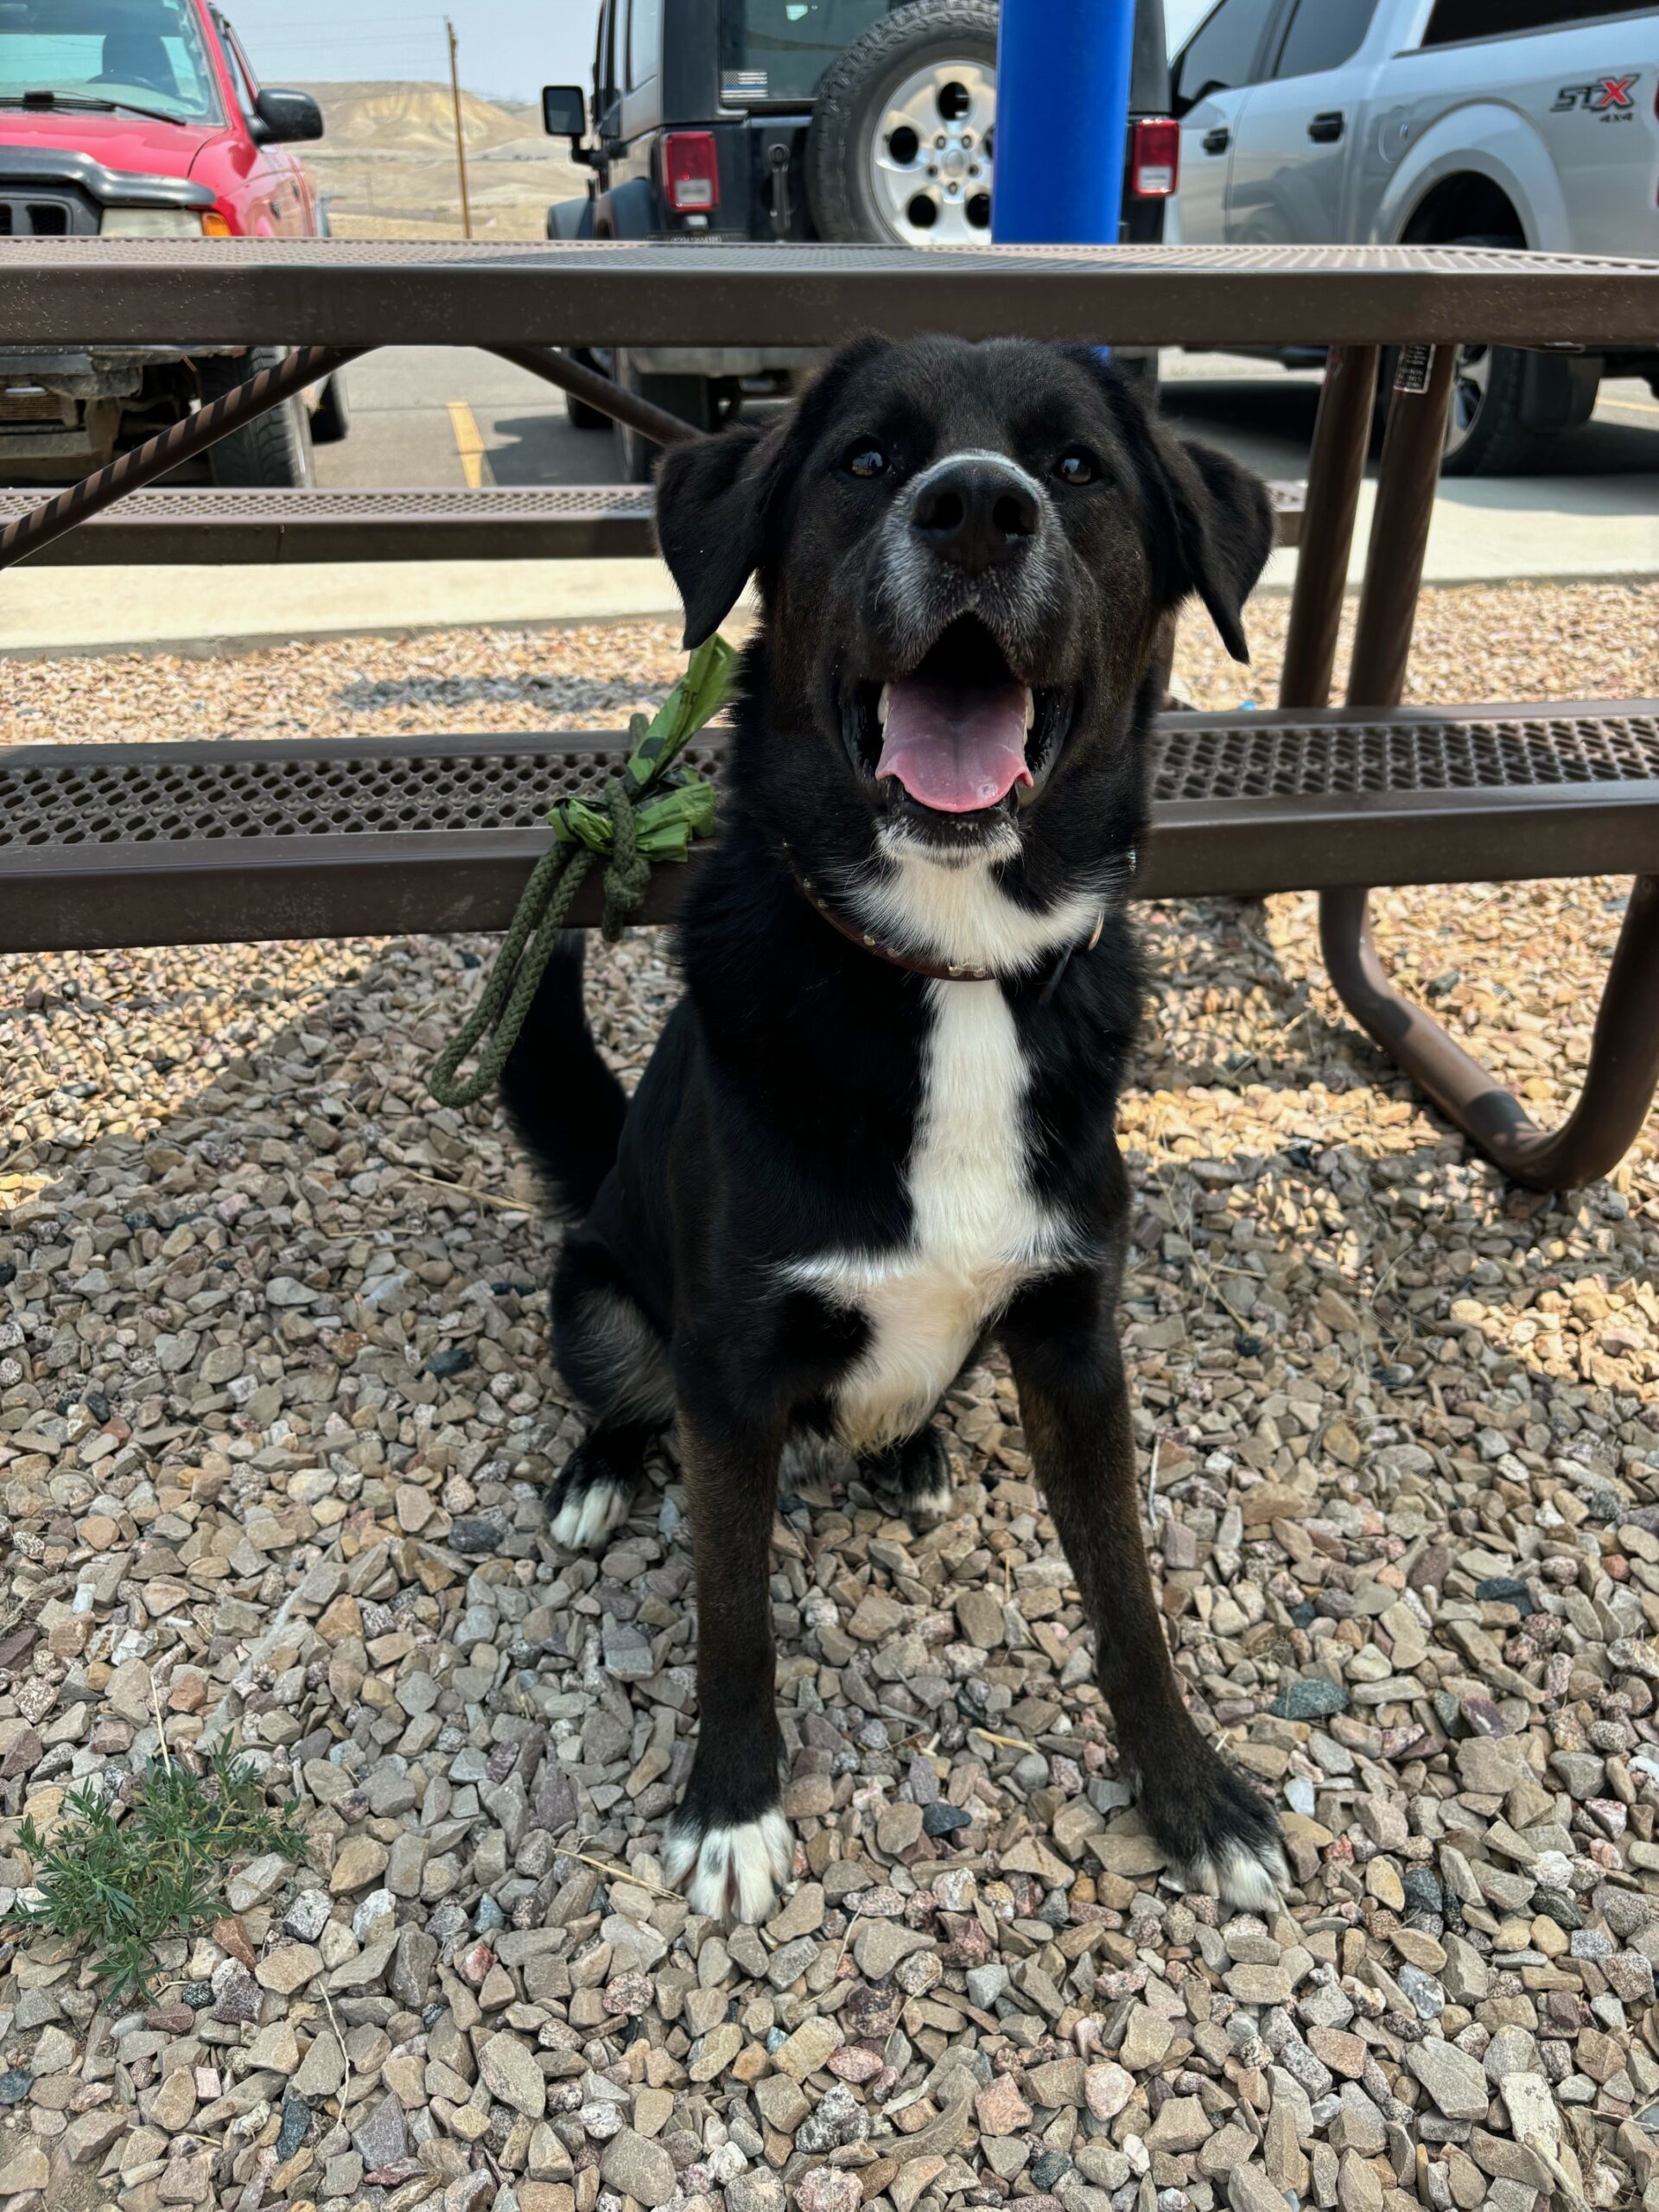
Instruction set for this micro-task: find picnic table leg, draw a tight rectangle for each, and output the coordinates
[1343,343,1456,709]
[486,346,698,451]
[1320,342,1659,1186]
[1278,343,1378,710]
[1322,875,1659,1192]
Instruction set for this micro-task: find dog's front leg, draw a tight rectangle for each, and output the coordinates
[1002,1272,1288,1913]
[662,1401,794,1923]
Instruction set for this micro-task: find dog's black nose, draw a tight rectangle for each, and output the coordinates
[910,456,1040,572]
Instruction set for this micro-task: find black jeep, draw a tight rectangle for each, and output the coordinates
[544,0,1176,478]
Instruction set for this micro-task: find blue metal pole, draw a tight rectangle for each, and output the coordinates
[992,0,1137,246]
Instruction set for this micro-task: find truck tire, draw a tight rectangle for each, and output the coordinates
[562,348,611,432]
[807,0,998,247]
[611,351,717,483]
[310,371,351,445]
[1439,236,1552,478]
[200,349,316,489]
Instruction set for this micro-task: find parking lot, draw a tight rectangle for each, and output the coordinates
[3,346,1656,657]
[315,342,1659,499]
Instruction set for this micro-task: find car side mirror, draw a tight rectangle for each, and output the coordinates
[543,84,587,141]
[252,87,323,143]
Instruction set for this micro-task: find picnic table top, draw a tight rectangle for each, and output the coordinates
[3,239,1657,350]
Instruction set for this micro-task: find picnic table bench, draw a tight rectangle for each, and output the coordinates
[0,486,666,566]
[0,484,1307,567]
[1,238,1656,1193]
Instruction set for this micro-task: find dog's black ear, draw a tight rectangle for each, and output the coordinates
[1060,347,1274,664]
[654,418,780,649]
[1151,430,1275,664]
[656,334,896,648]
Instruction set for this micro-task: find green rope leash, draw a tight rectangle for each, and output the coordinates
[428,634,734,1109]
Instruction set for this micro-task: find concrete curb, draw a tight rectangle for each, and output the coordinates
[2,528,1656,658]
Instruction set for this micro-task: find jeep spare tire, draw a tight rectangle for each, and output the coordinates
[807,0,997,247]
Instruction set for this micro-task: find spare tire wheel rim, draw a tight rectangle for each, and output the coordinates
[870,57,994,245]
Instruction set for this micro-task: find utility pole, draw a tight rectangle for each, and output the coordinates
[445,17,472,239]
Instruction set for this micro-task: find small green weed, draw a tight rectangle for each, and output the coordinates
[7,1742,305,2004]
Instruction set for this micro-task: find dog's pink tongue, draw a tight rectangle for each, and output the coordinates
[876,676,1032,814]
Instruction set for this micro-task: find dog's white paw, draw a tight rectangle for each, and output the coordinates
[860,1429,954,1529]
[1168,1832,1291,1914]
[904,1471,955,1527]
[664,1808,794,1923]
[550,1473,632,1549]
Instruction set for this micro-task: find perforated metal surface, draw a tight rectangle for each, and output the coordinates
[0,734,719,849]
[4,238,1654,275]
[0,481,1305,564]
[5,706,1657,850]
[3,239,1655,349]
[1154,708,1659,803]
[5,710,1657,851]
[6,707,1658,954]
[0,486,655,528]
[0,485,659,565]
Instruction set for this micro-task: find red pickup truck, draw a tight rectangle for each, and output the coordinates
[0,0,346,484]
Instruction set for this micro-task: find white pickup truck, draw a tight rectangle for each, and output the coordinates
[1171,0,1659,472]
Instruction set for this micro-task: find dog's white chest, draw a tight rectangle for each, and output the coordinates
[791,980,1072,1452]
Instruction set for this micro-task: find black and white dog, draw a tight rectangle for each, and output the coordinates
[503,334,1287,1923]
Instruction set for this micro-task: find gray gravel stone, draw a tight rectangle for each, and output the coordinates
[1407,2040,1491,2122]
[350,2093,407,2171]
[5,613,1659,2212]
[600,2129,677,2208]
[479,2030,546,2120]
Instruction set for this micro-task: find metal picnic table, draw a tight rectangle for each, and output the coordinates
[1,238,1656,1192]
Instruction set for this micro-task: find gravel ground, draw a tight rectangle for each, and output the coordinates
[1,589,1657,2212]
[3,578,1658,745]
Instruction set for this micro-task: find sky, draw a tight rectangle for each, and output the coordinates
[225,0,603,104]
[226,0,1211,104]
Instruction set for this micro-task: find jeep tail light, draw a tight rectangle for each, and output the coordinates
[1130,117,1179,199]
[664,132,719,213]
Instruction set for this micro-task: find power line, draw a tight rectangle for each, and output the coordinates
[249,21,447,34]
[234,7,448,22]
[253,26,448,40]
[243,18,448,41]
[254,35,450,50]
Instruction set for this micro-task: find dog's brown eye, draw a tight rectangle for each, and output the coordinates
[845,443,889,480]
[1054,448,1096,486]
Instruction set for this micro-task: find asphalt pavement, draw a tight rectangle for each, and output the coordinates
[315,346,622,492]
[317,343,1659,499]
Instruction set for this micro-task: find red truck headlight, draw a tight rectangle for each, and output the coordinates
[101,208,232,237]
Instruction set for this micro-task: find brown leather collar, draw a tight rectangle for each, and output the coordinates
[781,844,1107,997]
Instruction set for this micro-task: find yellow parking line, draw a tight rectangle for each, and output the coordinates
[446,398,494,487]
[1599,394,1659,422]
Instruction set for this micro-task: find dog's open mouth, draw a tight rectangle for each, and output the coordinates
[849,619,1070,818]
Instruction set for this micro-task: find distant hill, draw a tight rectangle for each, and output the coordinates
[295,80,586,240]
[298,79,547,156]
